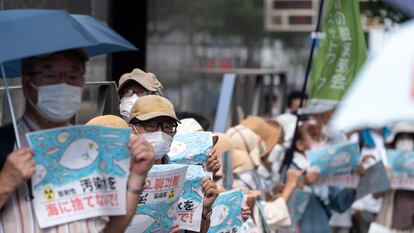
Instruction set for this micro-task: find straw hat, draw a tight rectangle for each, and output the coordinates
[232,148,255,174]
[129,95,180,122]
[117,68,163,95]
[86,115,128,128]
[226,125,264,166]
[241,116,282,155]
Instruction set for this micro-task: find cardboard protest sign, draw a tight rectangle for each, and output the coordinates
[286,189,311,231]
[168,131,212,167]
[356,161,391,199]
[126,164,187,233]
[26,125,131,228]
[307,142,360,187]
[175,165,205,231]
[386,150,414,190]
[208,189,244,233]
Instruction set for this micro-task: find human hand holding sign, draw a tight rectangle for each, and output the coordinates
[127,134,155,190]
[201,177,219,212]
[207,148,221,175]
[0,148,35,192]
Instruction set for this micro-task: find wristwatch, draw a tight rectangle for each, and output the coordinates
[202,208,212,220]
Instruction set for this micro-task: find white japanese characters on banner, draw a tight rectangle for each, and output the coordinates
[307,142,360,187]
[175,165,205,231]
[126,164,187,233]
[208,189,244,233]
[26,125,131,228]
[168,132,212,167]
[386,150,414,190]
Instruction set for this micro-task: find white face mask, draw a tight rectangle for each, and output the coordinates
[396,139,414,152]
[141,131,173,160]
[119,94,139,119]
[28,82,82,123]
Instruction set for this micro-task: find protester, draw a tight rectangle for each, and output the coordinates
[274,91,308,147]
[375,122,414,232]
[117,68,163,119]
[226,125,264,192]
[240,116,283,191]
[350,129,386,233]
[0,50,155,233]
[128,95,219,233]
[215,129,301,233]
[285,124,356,233]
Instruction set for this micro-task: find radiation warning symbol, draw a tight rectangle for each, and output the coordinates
[167,189,175,201]
[44,186,55,201]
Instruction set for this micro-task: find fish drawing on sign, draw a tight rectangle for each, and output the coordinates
[57,132,69,143]
[210,205,230,227]
[130,215,160,233]
[58,138,99,170]
[329,152,351,167]
[46,147,60,156]
[32,164,47,186]
[168,141,188,157]
[113,157,130,172]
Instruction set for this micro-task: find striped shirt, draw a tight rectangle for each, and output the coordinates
[0,115,108,233]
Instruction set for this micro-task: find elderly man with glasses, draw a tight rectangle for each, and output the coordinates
[0,49,155,233]
[128,95,219,233]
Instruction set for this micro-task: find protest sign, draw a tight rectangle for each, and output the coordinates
[308,0,367,112]
[126,164,187,233]
[386,150,414,190]
[307,142,360,187]
[208,189,244,233]
[168,131,212,167]
[26,125,131,228]
[175,165,205,231]
[356,161,391,199]
[286,189,311,231]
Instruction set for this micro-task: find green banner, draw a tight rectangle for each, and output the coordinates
[309,0,367,102]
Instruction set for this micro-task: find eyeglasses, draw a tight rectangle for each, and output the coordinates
[26,70,85,86]
[133,120,178,134]
[120,87,153,98]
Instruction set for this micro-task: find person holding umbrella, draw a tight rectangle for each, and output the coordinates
[0,49,155,233]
